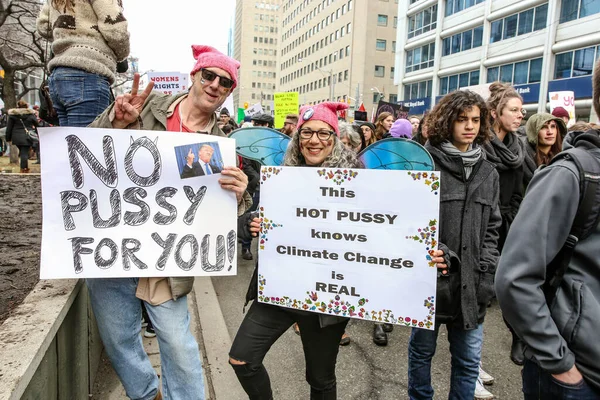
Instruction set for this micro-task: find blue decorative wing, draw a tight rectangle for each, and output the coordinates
[230,127,291,166]
[358,138,434,171]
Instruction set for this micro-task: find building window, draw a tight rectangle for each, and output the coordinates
[554,45,600,79]
[376,39,387,51]
[373,93,380,103]
[391,67,395,79]
[394,16,398,28]
[375,65,385,77]
[560,0,600,23]
[392,41,396,52]
[378,14,388,26]
[439,70,480,95]
[405,42,435,73]
[486,57,543,85]
[445,0,484,16]
[442,25,483,56]
[404,79,433,100]
[407,5,438,39]
[490,4,548,43]
[389,94,398,103]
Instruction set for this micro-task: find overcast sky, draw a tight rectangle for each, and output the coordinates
[125,1,236,75]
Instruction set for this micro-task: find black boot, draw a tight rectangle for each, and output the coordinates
[242,248,253,260]
[510,333,525,366]
[382,323,394,333]
[372,324,388,346]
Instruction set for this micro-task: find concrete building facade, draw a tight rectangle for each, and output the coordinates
[394,0,600,120]
[233,0,282,115]
[277,0,399,118]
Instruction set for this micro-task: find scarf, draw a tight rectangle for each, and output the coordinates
[439,141,482,179]
[482,131,524,171]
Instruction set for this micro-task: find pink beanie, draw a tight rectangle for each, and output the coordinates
[297,102,348,136]
[190,45,241,89]
[389,118,413,139]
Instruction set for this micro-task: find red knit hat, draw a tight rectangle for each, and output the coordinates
[551,106,570,119]
[297,102,348,136]
[190,45,240,89]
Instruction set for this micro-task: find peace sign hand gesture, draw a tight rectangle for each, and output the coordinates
[112,73,154,129]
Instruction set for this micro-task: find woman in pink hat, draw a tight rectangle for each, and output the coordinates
[230,102,362,400]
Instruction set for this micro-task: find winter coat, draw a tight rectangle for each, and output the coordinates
[425,142,501,330]
[6,108,38,146]
[90,91,252,305]
[36,0,130,83]
[496,130,600,393]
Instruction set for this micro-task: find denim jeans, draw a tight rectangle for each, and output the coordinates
[17,145,30,169]
[522,359,600,400]
[48,67,111,127]
[229,301,348,400]
[408,323,483,400]
[86,278,204,400]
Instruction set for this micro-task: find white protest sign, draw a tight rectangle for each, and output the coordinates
[245,103,264,118]
[39,127,238,279]
[180,73,189,92]
[549,91,576,127]
[258,167,440,330]
[148,71,183,95]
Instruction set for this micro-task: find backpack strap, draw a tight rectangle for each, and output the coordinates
[545,148,600,300]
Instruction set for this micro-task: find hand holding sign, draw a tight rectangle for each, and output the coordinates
[113,73,155,129]
[219,166,249,204]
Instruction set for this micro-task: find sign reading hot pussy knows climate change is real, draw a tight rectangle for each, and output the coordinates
[38,127,238,279]
[258,167,440,330]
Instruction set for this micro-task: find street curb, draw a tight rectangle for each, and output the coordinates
[192,277,246,400]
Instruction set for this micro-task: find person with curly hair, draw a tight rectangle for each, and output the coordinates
[374,112,394,140]
[408,90,501,400]
[230,102,362,400]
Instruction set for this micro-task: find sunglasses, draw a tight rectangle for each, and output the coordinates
[200,69,234,89]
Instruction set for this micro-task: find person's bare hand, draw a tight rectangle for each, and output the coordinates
[429,249,448,272]
[249,217,261,237]
[219,166,248,203]
[552,365,583,385]
[113,73,154,129]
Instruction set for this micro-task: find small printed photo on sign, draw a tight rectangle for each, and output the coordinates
[174,142,224,179]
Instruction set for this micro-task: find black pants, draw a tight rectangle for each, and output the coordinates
[229,301,348,400]
[17,145,30,169]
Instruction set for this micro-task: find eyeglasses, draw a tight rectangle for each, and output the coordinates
[507,107,527,117]
[299,128,335,141]
[200,69,234,89]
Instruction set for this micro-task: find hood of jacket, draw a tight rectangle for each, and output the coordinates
[8,108,35,116]
[570,128,600,150]
[525,113,567,145]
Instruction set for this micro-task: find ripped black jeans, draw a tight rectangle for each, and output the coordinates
[229,301,348,400]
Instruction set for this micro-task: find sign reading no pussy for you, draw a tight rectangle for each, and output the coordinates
[258,166,440,330]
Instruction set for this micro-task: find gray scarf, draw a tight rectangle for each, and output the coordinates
[440,141,482,179]
[482,131,524,171]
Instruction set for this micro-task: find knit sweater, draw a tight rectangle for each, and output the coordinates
[36,0,130,83]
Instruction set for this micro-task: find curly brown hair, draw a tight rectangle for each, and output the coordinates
[594,58,600,118]
[427,90,491,146]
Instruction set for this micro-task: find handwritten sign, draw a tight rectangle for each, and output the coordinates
[38,127,238,279]
[258,167,440,330]
[549,91,576,128]
[148,72,183,95]
[274,92,299,128]
[245,103,264,118]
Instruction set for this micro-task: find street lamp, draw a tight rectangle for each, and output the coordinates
[371,87,384,102]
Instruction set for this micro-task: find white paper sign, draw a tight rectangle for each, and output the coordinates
[245,103,264,117]
[39,127,238,279]
[549,91,576,128]
[148,71,183,95]
[258,167,440,330]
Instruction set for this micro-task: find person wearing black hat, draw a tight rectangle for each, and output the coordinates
[220,107,238,130]
[251,113,274,128]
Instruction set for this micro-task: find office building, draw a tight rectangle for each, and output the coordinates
[395,0,600,120]
[278,0,399,117]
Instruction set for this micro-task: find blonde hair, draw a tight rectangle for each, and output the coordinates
[486,82,523,132]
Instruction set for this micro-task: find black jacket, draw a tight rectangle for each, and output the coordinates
[180,161,221,179]
[426,142,501,329]
[6,108,38,146]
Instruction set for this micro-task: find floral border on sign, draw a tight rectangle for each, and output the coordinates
[405,219,438,267]
[260,167,283,184]
[258,207,283,250]
[317,168,358,185]
[258,274,435,328]
[407,171,440,194]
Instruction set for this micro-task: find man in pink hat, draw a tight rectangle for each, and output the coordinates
[89,45,250,400]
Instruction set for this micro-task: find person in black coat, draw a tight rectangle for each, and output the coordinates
[5,100,38,173]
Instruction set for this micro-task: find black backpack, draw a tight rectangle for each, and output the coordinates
[544,145,600,302]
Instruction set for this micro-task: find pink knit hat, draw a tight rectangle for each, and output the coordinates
[297,102,348,136]
[190,45,241,89]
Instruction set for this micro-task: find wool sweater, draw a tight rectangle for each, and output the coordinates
[36,0,130,83]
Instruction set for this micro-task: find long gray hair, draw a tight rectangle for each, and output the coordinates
[283,130,363,168]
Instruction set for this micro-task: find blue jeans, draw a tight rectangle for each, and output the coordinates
[522,359,600,400]
[86,278,205,400]
[48,67,111,127]
[408,323,483,400]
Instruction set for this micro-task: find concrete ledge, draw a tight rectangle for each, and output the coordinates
[193,277,246,400]
[0,279,81,400]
